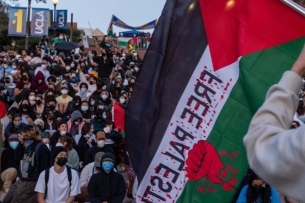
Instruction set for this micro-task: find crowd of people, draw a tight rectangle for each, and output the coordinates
[0,33,140,203]
[0,31,303,203]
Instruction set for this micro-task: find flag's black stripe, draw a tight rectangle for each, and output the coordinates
[126,0,208,184]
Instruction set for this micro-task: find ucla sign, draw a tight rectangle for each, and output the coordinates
[31,8,49,37]
[56,10,68,29]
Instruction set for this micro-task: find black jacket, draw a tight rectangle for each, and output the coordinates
[1,146,19,172]
[84,145,114,166]
[88,169,126,203]
[15,141,51,181]
[76,136,91,162]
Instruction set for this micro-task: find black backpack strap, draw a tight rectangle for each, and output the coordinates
[44,169,50,199]
[35,142,44,163]
[66,166,72,194]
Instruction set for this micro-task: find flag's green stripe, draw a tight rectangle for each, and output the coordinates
[107,29,113,37]
[118,41,129,47]
[177,37,305,203]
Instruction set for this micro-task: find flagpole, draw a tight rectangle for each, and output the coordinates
[281,0,305,16]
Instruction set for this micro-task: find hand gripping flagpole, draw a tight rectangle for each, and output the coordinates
[281,0,305,16]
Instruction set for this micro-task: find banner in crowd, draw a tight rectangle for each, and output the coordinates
[117,37,132,47]
[48,10,53,29]
[30,8,49,37]
[113,102,126,138]
[8,7,27,36]
[125,0,305,202]
[111,15,157,30]
[56,10,68,29]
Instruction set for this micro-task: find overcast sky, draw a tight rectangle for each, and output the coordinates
[17,0,166,34]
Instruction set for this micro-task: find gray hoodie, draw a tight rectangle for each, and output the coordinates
[243,71,305,202]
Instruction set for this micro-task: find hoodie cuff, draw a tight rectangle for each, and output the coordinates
[279,71,303,94]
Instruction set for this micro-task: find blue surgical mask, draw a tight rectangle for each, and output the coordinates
[81,106,88,112]
[102,161,114,172]
[24,139,34,148]
[9,141,19,150]
[90,101,95,106]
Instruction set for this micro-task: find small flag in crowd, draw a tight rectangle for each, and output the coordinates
[107,15,114,37]
[125,0,305,202]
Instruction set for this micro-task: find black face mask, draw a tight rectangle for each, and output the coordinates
[48,115,55,120]
[22,75,28,81]
[49,105,55,111]
[102,53,106,57]
[56,157,68,166]
[253,185,264,194]
[89,81,94,85]
[22,104,29,109]
[36,100,42,106]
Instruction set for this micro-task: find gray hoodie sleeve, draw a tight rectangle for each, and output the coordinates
[243,71,305,201]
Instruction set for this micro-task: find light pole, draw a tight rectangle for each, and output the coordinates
[52,0,58,36]
[25,0,31,50]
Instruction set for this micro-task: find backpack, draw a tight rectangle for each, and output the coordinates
[44,166,72,198]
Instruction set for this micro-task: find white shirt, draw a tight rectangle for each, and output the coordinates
[35,166,80,203]
[79,162,98,188]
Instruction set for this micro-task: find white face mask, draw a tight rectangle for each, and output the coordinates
[84,134,90,139]
[71,64,75,68]
[74,121,80,125]
[97,140,105,148]
[56,142,63,147]
[38,80,42,84]
[71,83,78,87]
[103,127,111,134]
[60,131,67,136]
[122,54,126,57]
[120,98,126,104]
[61,89,68,95]
[102,85,107,90]
[29,96,35,101]
[41,64,47,69]
[12,43,15,46]
[66,66,71,71]
[12,65,16,69]
[59,36,63,39]
[80,88,87,93]
[134,53,137,56]
[101,95,108,100]
[135,67,139,72]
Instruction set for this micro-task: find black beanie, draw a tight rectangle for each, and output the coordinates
[101,152,115,167]
[51,146,67,165]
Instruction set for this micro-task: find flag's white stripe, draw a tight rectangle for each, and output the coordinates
[136,46,241,202]
[118,37,132,42]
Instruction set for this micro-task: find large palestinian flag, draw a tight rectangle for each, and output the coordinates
[125,0,305,202]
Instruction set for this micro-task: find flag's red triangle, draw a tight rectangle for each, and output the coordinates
[199,0,305,71]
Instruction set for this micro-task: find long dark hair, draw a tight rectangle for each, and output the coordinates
[246,172,271,203]
[81,122,91,136]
